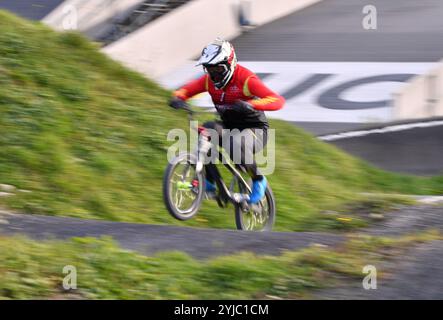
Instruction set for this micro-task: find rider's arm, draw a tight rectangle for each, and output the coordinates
[244,75,285,111]
[173,74,209,100]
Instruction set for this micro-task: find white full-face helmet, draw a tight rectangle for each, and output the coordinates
[196,38,238,89]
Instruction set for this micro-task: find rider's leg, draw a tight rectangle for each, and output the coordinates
[227,128,268,177]
[204,164,217,192]
[202,121,224,192]
[227,128,268,204]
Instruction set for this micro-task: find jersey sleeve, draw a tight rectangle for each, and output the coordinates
[173,74,209,100]
[244,75,285,111]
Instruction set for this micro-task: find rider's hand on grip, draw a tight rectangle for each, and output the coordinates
[169,97,189,110]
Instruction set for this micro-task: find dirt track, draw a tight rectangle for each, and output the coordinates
[313,204,443,299]
[0,210,343,260]
[1,204,443,299]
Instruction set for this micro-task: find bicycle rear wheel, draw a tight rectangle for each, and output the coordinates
[163,153,204,220]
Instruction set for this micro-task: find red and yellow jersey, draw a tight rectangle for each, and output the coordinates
[173,65,285,129]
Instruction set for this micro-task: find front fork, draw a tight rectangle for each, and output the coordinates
[195,134,211,174]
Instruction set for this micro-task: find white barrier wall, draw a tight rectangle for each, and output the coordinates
[246,0,321,26]
[43,0,145,35]
[394,60,443,120]
[103,0,323,79]
[104,0,240,79]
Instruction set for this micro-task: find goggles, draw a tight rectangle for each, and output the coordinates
[204,64,228,83]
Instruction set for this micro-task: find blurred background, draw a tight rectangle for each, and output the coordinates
[0,0,443,300]
[3,0,443,174]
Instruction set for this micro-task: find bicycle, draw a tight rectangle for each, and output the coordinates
[162,105,276,231]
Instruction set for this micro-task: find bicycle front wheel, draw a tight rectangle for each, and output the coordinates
[163,153,204,221]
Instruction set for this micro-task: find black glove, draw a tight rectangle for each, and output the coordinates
[169,97,189,110]
[233,100,255,112]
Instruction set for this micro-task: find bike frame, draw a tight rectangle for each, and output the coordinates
[210,149,252,207]
[185,107,252,207]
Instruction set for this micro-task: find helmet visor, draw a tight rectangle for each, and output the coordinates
[205,64,228,83]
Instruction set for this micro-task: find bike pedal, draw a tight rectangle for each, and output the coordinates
[233,193,250,204]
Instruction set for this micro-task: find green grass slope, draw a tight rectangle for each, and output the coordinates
[0,11,442,231]
[0,232,440,299]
